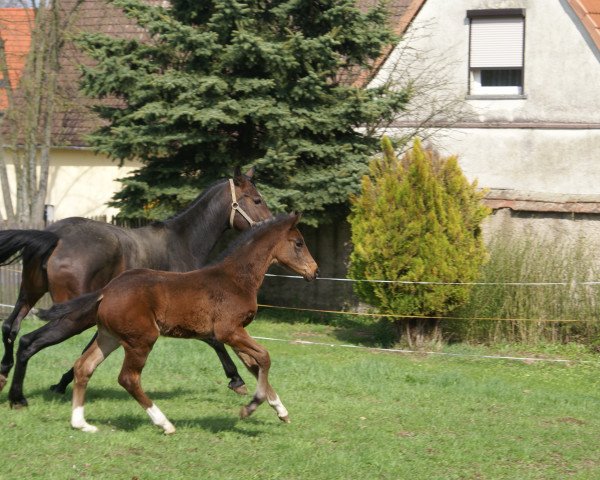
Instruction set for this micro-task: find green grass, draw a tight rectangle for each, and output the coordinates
[1,314,600,479]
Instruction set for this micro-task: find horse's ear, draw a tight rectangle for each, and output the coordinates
[233,166,243,185]
[244,166,255,179]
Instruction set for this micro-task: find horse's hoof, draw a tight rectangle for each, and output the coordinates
[228,380,248,396]
[0,375,7,392]
[49,383,67,395]
[230,384,248,396]
[9,398,28,409]
[279,415,291,424]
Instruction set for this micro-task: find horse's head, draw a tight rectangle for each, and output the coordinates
[273,213,319,282]
[229,166,272,231]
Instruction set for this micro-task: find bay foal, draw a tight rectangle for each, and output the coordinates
[39,213,318,434]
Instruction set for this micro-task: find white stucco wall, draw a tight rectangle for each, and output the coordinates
[373,0,600,195]
[0,148,141,221]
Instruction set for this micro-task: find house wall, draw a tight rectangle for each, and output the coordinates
[0,148,140,222]
[372,0,600,195]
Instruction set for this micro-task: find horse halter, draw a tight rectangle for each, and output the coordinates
[229,179,257,229]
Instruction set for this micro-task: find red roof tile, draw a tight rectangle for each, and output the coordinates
[568,0,600,51]
[0,8,33,110]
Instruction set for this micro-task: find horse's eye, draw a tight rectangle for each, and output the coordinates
[253,197,262,205]
[295,239,304,248]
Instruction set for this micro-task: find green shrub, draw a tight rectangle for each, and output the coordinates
[447,232,600,346]
[348,137,489,346]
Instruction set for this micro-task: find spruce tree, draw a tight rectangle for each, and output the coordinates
[77,0,409,223]
[348,137,490,345]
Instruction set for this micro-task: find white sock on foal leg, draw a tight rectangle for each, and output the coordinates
[71,406,98,433]
[268,395,289,421]
[146,403,176,434]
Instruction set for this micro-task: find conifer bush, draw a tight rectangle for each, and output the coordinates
[348,137,490,346]
[76,0,410,224]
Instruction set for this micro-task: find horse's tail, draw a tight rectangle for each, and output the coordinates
[0,229,60,266]
[37,291,103,325]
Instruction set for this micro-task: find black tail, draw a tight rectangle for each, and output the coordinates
[37,291,103,324]
[0,229,59,266]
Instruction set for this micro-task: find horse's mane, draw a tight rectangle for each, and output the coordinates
[161,178,228,227]
[211,214,294,264]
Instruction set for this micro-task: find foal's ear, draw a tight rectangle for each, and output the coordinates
[244,166,256,179]
[290,212,302,228]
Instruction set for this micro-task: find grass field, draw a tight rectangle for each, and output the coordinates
[1,313,599,480]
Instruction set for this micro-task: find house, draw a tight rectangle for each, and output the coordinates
[366,0,600,244]
[0,0,141,223]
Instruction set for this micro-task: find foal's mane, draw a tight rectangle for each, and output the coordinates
[212,214,294,263]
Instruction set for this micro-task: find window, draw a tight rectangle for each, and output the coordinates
[468,9,525,97]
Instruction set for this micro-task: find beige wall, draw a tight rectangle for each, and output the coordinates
[0,148,141,221]
[371,0,600,196]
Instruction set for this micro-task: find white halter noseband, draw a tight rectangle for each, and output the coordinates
[229,179,257,229]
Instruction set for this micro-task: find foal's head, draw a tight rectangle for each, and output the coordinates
[272,213,319,281]
[230,167,272,230]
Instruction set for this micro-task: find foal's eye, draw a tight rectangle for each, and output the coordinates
[295,239,304,248]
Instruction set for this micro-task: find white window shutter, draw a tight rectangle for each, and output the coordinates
[470,17,524,68]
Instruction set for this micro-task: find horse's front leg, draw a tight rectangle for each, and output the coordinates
[223,328,289,423]
[201,337,247,395]
[49,332,98,394]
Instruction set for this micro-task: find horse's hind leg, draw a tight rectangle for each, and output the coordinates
[118,342,175,435]
[50,332,98,394]
[0,286,45,392]
[72,330,120,432]
[201,337,247,395]
[8,311,96,408]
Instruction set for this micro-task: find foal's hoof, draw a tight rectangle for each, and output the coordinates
[9,397,28,409]
[279,415,291,424]
[239,406,252,419]
[49,383,67,395]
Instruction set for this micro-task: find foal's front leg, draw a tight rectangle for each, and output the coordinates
[118,342,176,435]
[225,329,289,423]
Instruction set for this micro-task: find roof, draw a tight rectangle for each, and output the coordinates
[348,0,426,87]
[0,8,33,110]
[567,0,600,52]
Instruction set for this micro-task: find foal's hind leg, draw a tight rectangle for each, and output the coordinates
[72,330,120,432]
[224,329,289,423]
[118,342,175,435]
[201,337,247,395]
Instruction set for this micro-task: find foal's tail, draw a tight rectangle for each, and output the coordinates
[37,291,103,325]
[0,229,59,266]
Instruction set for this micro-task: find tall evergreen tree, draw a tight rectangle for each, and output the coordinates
[77,0,409,223]
[348,137,490,346]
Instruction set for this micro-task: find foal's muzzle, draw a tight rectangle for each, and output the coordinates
[303,266,319,282]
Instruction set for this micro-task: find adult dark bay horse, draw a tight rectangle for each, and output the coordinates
[0,167,271,408]
[38,213,318,434]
